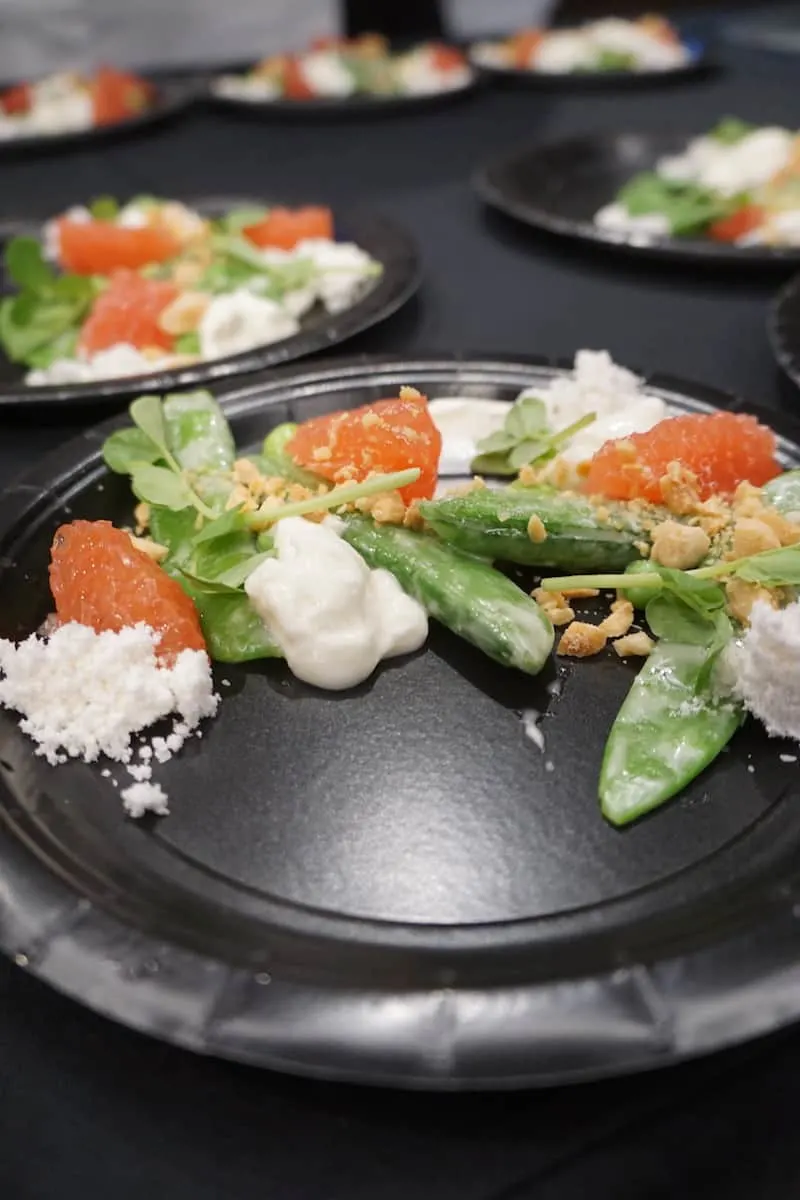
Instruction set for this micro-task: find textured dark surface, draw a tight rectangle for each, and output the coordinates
[2,26,800,1200]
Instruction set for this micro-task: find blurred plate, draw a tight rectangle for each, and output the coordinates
[474,132,800,267]
[469,37,709,89]
[770,272,800,389]
[0,78,195,157]
[0,196,421,409]
[207,66,482,119]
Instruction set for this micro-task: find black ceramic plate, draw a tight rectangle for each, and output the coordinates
[470,37,708,89]
[4,353,800,1090]
[769,272,800,390]
[0,78,194,157]
[0,197,420,409]
[207,67,481,118]
[475,133,800,267]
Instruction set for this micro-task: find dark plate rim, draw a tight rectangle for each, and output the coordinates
[468,38,709,89]
[5,352,800,1089]
[769,271,800,389]
[0,77,196,156]
[473,131,800,267]
[0,197,421,408]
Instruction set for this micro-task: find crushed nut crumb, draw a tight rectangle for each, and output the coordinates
[599,598,634,639]
[613,631,654,658]
[557,621,607,658]
[527,514,547,543]
[650,520,710,570]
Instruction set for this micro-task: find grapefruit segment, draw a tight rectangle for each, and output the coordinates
[49,520,206,662]
[287,388,441,502]
[78,270,178,355]
[243,206,334,250]
[585,411,780,503]
[57,217,179,275]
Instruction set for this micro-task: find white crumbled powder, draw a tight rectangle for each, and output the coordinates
[0,622,219,816]
[126,762,153,783]
[729,601,800,741]
[121,781,169,819]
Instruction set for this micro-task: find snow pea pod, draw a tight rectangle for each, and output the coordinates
[149,506,280,663]
[342,516,554,674]
[418,488,649,572]
[763,469,800,517]
[599,642,742,827]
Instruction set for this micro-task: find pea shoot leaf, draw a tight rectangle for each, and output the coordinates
[732,545,800,586]
[102,427,164,474]
[130,464,195,511]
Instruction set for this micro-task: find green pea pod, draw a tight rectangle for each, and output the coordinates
[418,487,650,572]
[599,642,742,827]
[342,516,553,675]
[149,506,279,663]
[763,469,800,517]
[174,575,280,663]
[619,558,662,609]
[162,392,236,513]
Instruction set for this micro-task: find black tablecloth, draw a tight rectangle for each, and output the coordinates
[3,33,800,1200]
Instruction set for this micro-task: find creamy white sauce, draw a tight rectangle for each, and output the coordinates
[396,48,473,94]
[25,343,182,386]
[740,207,800,247]
[300,51,356,98]
[244,517,428,691]
[658,128,794,197]
[198,290,300,359]
[427,397,513,475]
[292,238,376,313]
[427,352,667,479]
[534,31,593,73]
[532,21,687,73]
[527,349,668,463]
[213,75,281,102]
[594,202,671,241]
[587,19,687,70]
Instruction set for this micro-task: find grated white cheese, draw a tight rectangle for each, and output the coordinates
[122,781,169,819]
[0,622,219,816]
[728,600,800,742]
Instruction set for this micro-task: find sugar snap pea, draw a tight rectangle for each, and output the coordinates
[762,469,800,517]
[418,487,650,572]
[599,642,742,826]
[341,516,553,674]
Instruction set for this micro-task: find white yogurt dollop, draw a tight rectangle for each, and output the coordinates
[199,290,299,359]
[245,517,428,691]
[300,51,356,97]
[525,350,668,463]
[427,397,513,475]
[658,128,794,196]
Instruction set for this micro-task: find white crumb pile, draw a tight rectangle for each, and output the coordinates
[728,600,800,742]
[0,622,219,818]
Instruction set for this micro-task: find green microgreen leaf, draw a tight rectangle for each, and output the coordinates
[102,427,164,474]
